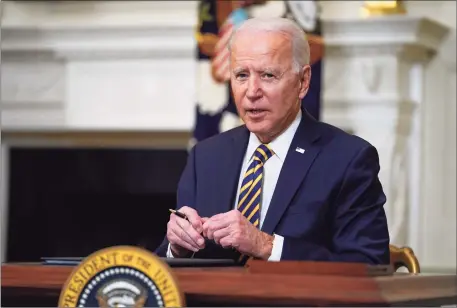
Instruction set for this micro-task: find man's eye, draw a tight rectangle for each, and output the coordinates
[236,73,248,79]
[263,73,275,79]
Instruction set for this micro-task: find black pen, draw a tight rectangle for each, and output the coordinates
[169,209,189,221]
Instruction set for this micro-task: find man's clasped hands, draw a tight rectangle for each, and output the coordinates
[167,206,274,260]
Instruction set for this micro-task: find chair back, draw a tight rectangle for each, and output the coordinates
[389,244,420,273]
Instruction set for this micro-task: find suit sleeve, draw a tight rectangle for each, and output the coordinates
[281,145,390,264]
[154,145,198,257]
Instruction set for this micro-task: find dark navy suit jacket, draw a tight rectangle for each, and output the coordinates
[156,108,390,264]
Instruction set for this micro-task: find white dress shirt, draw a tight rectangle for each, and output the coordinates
[167,110,302,260]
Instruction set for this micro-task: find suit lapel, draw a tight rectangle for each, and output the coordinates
[212,126,249,214]
[262,110,323,235]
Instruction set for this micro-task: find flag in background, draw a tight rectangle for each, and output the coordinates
[191,0,323,146]
[191,0,247,147]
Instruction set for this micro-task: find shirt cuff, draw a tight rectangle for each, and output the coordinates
[166,244,174,258]
[267,234,284,261]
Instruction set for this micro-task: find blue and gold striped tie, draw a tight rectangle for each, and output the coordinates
[237,144,274,227]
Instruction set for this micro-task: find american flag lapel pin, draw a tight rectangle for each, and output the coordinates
[295,147,305,154]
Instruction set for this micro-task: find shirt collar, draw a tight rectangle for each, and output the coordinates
[245,109,302,163]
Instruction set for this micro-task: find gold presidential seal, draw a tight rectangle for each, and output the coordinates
[58,246,185,307]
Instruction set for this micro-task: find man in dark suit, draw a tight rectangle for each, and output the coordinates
[155,17,390,264]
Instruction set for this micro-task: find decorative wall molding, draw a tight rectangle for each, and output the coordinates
[360,61,382,93]
[323,16,449,63]
[1,25,196,61]
[323,97,417,109]
[0,1,197,28]
[323,16,449,49]
[1,1,197,61]
[325,44,429,61]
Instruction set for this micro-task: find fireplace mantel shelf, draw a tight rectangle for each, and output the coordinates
[1,129,192,149]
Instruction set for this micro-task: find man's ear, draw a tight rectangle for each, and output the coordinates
[298,65,312,100]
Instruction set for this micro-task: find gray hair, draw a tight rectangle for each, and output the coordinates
[228,17,310,73]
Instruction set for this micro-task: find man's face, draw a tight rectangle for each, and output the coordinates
[230,30,310,142]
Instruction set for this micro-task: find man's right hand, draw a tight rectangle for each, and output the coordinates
[166,206,206,257]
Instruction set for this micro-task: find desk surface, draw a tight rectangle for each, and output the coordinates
[2,262,457,306]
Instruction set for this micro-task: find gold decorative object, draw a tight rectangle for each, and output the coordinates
[360,1,406,18]
[389,244,421,274]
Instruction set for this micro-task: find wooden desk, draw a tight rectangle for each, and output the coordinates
[2,262,456,307]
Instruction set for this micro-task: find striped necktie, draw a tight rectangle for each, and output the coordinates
[237,144,274,227]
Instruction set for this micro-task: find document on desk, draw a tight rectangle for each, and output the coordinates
[160,258,238,267]
[41,257,83,266]
[41,257,238,267]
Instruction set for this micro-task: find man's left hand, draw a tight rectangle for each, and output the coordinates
[202,210,274,260]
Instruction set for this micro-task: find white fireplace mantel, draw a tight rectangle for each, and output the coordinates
[0,1,198,133]
[321,16,455,272]
[324,16,448,50]
[1,24,195,61]
[321,16,450,127]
